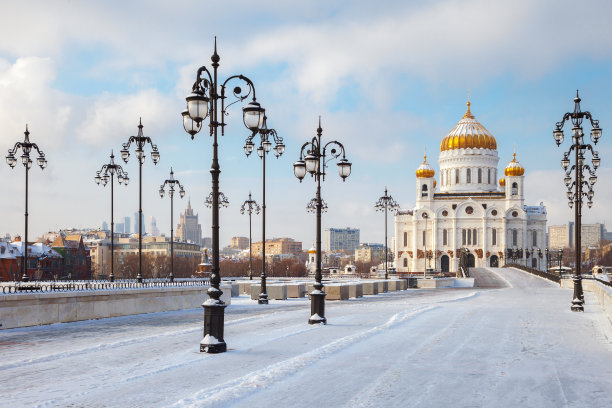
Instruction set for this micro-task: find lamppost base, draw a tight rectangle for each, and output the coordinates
[258,294,269,304]
[109,273,115,283]
[169,274,174,283]
[137,273,143,283]
[21,274,29,283]
[308,289,327,325]
[201,286,228,353]
[571,298,584,312]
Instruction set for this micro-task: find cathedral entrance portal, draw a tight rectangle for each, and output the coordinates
[441,255,449,272]
[467,254,475,268]
[490,255,499,267]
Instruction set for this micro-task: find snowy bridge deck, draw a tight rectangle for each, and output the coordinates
[0,267,611,407]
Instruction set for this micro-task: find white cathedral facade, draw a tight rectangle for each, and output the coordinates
[394,101,547,273]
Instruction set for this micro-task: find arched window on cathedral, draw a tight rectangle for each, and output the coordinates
[467,229,472,245]
[478,168,482,183]
[512,229,518,246]
[467,169,471,183]
[473,229,477,245]
[532,230,537,247]
[403,231,407,247]
[512,182,518,196]
[403,258,408,267]
[492,228,497,246]
[488,168,491,184]
[421,184,428,197]
[455,169,459,184]
[443,229,448,246]
[462,229,466,245]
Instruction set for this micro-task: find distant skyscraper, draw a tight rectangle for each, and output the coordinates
[203,237,212,248]
[124,217,131,234]
[134,212,145,235]
[150,216,160,236]
[324,227,360,252]
[116,223,125,234]
[176,199,203,247]
[101,221,109,231]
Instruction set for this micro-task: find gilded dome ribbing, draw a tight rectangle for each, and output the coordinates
[499,178,505,187]
[416,155,435,178]
[504,153,525,176]
[440,101,497,151]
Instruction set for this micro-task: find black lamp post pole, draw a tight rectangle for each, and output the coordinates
[95,152,128,282]
[159,168,185,283]
[6,126,47,282]
[294,118,352,324]
[182,38,266,353]
[241,193,260,281]
[243,116,284,302]
[375,187,399,280]
[553,91,601,311]
[121,119,160,283]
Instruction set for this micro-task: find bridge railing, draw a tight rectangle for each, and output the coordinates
[0,278,210,294]
[504,263,561,283]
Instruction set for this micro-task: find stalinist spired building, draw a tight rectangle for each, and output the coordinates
[394,101,547,273]
[176,199,203,247]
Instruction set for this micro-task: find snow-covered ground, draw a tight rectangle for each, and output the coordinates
[1,267,611,407]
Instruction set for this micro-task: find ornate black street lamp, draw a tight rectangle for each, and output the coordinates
[374,187,400,280]
[545,248,550,271]
[240,193,260,280]
[95,151,129,282]
[6,125,47,282]
[243,116,284,303]
[294,118,351,324]
[537,248,542,270]
[182,38,265,353]
[558,248,563,274]
[553,90,602,312]
[159,168,185,283]
[120,118,160,283]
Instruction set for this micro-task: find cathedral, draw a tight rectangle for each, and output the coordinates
[394,101,547,273]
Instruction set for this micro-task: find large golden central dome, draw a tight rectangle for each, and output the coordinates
[440,102,497,151]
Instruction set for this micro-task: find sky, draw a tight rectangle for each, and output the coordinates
[1,0,612,247]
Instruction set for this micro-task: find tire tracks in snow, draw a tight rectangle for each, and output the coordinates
[172,305,438,408]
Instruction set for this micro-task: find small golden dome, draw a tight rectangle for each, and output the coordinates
[433,180,437,188]
[504,153,525,176]
[440,101,497,151]
[416,155,435,178]
[499,178,505,187]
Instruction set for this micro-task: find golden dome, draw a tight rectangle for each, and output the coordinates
[504,153,525,176]
[499,178,505,187]
[433,180,437,188]
[416,155,435,178]
[440,101,497,151]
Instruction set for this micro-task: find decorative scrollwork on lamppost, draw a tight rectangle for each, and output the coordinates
[159,168,185,283]
[294,117,352,325]
[375,187,400,280]
[6,125,47,282]
[307,197,327,213]
[553,90,602,312]
[120,118,160,283]
[205,191,229,209]
[95,151,129,282]
[240,193,260,280]
[243,116,284,304]
[182,37,266,354]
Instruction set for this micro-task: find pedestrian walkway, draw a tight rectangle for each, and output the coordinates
[0,268,610,407]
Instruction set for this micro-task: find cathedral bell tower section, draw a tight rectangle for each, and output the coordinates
[415,155,435,206]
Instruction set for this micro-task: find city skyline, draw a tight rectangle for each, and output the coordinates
[1,0,612,247]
